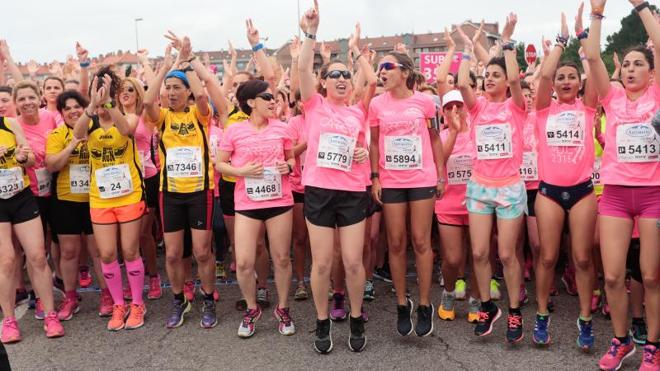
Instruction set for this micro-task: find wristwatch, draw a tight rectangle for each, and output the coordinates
[102,101,116,109]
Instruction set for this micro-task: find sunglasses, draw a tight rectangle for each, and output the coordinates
[324,70,352,80]
[378,62,404,71]
[122,86,135,93]
[256,92,274,101]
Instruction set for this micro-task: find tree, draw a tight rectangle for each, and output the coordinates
[604,6,656,54]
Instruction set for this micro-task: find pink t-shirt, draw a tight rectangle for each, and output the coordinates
[536,100,596,186]
[521,112,540,190]
[134,116,158,179]
[287,115,307,194]
[219,119,293,211]
[44,109,64,127]
[20,111,57,197]
[209,124,223,198]
[600,84,659,186]
[369,91,438,188]
[301,93,369,192]
[435,127,473,215]
[469,96,527,181]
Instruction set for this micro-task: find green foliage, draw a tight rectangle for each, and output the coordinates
[604,6,656,54]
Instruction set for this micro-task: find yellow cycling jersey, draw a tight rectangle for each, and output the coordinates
[221,104,249,183]
[0,117,30,199]
[46,124,90,203]
[86,118,144,208]
[156,105,214,193]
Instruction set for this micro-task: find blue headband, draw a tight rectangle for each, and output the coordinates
[165,70,190,88]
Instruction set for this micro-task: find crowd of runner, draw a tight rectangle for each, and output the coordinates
[0,0,658,370]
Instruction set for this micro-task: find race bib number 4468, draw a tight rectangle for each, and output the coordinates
[476,123,513,160]
[616,123,659,163]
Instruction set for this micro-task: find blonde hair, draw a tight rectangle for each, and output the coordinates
[12,80,41,101]
[118,77,145,115]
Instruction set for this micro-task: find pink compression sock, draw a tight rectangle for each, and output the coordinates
[101,260,124,306]
[125,258,145,305]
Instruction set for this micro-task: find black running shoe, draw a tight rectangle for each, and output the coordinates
[506,312,524,343]
[397,297,414,336]
[314,319,333,354]
[415,304,434,337]
[348,316,366,352]
[474,306,501,337]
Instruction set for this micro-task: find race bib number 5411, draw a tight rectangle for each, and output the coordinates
[476,123,513,160]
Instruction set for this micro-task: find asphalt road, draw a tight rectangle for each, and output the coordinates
[3,276,644,371]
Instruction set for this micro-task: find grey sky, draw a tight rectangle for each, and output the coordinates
[3,0,635,63]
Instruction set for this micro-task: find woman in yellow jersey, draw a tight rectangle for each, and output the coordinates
[143,40,218,329]
[0,116,64,343]
[46,90,111,321]
[74,69,146,332]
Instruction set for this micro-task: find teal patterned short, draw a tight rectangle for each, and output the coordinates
[466,179,527,219]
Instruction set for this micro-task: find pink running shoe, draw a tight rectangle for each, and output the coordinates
[640,344,660,371]
[591,290,603,314]
[598,337,635,371]
[43,312,65,338]
[34,298,45,320]
[1,317,21,344]
[57,296,80,321]
[184,280,196,302]
[99,289,114,317]
[79,267,92,288]
[147,275,162,300]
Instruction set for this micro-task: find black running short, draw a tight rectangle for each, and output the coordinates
[160,190,214,233]
[304,186,367,228]
[0,188,40,224]
[381,186,437,204]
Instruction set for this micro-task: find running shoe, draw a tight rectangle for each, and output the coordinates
[215,261,227,280]
[598,337,635,371]
[125,303,146,330]
[1,317,21,344]
[348,315,366,352]
[415,304,434,337]
[506,312,524,344]
[237,306,262,338]
[314,318,333,354]
[397,297,414,336]
[200,298,218,329]
[98,289,113,317]
[467,297,480,323]
[437,290,456,321]
[455,279,467,300]
[577,318,594,352]
[107,304,128,331]
[631,319,648,345]
[166,298,191,329]
[330,293,347,322]
[533,314,550,346]
[591,289,603,313]
[56,296,80,321]
[79,267,92,288]
[183,280,195,302]
[294,282,308,301]
[490,279,501,301]
[475,306,501,337]
[520,285,529,306]
[274,307,295,335]
[43,312,65,338]
[373,266,392,283]
[15,289,29,306]
[640,344,659,371]
[256,287,270,308]
[147,275,162,300]
[34,298,45,320]
[363,280,375,302]
[562,268,578,296]
[123,286,132,301]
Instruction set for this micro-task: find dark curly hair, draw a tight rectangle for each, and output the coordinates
[90,65,122,101]
[56,90,89,113]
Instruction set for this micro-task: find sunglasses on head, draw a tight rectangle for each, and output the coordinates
[323,70,352,80]
[378,62,404,71]
[256,92,274,101]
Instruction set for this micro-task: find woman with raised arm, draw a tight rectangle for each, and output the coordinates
[369,37,445,338]
[457,12,528,344]
[532,11,598,350]
[143,38,218,330]
[298,0,376,354]
[73,70,146,331]
[584,1,660,369]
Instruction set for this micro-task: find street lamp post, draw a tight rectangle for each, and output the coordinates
[134,18,143,52]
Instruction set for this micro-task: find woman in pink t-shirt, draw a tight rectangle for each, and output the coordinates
[297,2,376,353]
[457,13,527,343]
[217,79,296,338]
[585,1,660,369]
[532,13,599,349]
[369,51,444,338]
[42,77,65,126]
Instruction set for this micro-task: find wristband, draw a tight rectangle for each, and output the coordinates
[590,12,605,20]
[353,53,363,64]
[580,56,587,61]
[502,41,515,51]
[180,65,194,73]
[79,61,90,68]
[556,35,569,48]
[304,32,316,40]
[370,172,379,180]
[102,101,115,110]
[635,1,650,12]
[462,53,472,61]
[252,43,264,52]
[577,29,589,40]
[186,56,197,63]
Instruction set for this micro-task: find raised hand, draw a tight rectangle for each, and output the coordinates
[455,25,474,53]
[612,52,621,69]
[0,40,11,60]
[179,36,192,62]
[575,2,585,34]
[76,42,89,62]
[27,60,39,75]
[299,0,319,34]
[89,76,101,108]
[590,0,606,13]
[228,40,237,59]
[541,36,552,57]
[320,42,332,62]
[348,23,361,50]
[471,19,485,44]
[100,74,112,103]
[393,42,408,54]
[444,27,456,50]
[136,49,149,64]
[560,13,569,40]
[501,12,518,43]
[246,19,261,48]
[49,61,63,76]
[164,30,183,51]
[289,36,301,60]
[447,105,461,132]
[162,45,174,71]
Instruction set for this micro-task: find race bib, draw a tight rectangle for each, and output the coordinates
[519,152,538,181]
[591,157,602,186]
[446,154,472,185]
[545,111,585,147]
[95,164,133,199]
[616,123,659,163]
[316,133,356,172]
[69,164,90,194]
[475,123,512,159]
[0,167,24,199]
[245,167,282,201]
[166,147,203,178]
[384,135,422,170]
[35,167,51,197]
